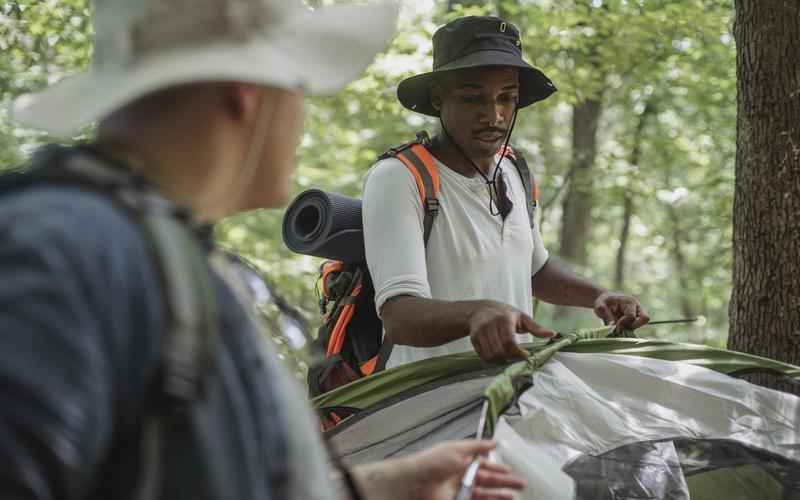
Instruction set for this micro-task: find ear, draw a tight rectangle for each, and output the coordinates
[225,82,266,124]
[430,84,443,112]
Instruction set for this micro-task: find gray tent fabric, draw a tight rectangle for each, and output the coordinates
[490,352,800,499]
[323,346,800,500]
[330,376,490,465]
[563,438,800,500]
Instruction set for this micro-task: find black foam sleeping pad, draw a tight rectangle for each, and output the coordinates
[282,189,365,263]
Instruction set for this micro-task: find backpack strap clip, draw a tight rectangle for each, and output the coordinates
[425,196,440,217]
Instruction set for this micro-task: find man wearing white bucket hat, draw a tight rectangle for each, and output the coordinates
[0,1,525,499]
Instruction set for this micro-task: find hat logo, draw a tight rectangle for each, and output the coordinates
[499,22,507,33]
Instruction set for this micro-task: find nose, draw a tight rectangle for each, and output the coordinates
[480,99,503,127]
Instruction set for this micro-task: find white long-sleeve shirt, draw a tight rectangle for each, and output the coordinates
[363,153,549,368]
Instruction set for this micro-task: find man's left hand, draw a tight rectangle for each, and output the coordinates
[593,291,650,332]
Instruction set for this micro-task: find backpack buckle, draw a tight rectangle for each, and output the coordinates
[319,296,329,315]
[379,145,401,160]
[425,197,440,216]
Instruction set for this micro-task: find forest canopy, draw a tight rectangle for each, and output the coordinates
[1,0,739,369]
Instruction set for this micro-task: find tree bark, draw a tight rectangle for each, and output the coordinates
[614,194,633,291]
[728,0,800,394]
[666,204,696,320]
[615,101,653,290]
[559,99,601,268]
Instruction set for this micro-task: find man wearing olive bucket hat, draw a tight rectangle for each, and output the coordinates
[363,16,649,368]
[0,1,526,499]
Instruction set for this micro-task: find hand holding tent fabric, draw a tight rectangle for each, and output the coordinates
[468,300,556,362]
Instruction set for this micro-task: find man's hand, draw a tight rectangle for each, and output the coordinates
[468,300,555,362]
[354,440,526,500]
[593,291,650,331]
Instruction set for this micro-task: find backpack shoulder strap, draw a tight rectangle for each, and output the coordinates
[370,132,439,372]
[382,132,441,246]
[58,148,218,404]
[500,145,538,228]
[64,151,218,500]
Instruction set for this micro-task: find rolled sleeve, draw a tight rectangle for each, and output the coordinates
[362,158,432,316]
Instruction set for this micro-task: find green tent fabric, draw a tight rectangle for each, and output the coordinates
[315,337,800,500]
[482,325,619,435]
[315,337,800,413]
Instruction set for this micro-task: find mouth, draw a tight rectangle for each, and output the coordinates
[474,132,505,145]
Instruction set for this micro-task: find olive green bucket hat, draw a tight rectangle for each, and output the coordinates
[397,16,556,117]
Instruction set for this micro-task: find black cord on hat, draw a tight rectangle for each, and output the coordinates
[438,107,519,219]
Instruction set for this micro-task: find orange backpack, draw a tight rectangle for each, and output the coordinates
[308,132,539,420]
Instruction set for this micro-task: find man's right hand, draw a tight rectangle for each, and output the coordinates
[467,300,556,362]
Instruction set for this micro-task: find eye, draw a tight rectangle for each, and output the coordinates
[500,93,519,105]
[459,94,482,104]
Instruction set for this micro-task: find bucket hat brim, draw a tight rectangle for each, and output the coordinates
[12,3,398,136]
[397,48,556,117]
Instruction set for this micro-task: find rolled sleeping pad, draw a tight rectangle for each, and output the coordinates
[282,189,365,263]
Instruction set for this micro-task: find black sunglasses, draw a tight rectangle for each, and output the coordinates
[487,168,514,220]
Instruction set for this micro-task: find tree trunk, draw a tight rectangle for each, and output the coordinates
[559,99,601,268]
[728,0,800,394]
[614,101,653,290]
[666,204,696,320]
[614,194,633,291]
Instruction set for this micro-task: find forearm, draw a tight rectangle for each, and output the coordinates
[531,258,607,308]
[348,440,525,500]
[350,458,416,500]
[381,295,486,347]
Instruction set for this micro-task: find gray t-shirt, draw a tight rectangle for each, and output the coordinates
[363,154,549,368]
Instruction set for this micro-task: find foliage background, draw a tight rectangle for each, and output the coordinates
[1,0,736,376]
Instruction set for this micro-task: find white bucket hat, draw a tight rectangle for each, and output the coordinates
[11,0,399,137]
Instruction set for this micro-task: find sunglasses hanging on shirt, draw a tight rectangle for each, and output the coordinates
[489,168,514,219]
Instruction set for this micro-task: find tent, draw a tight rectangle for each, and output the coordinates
[314,332,800,500]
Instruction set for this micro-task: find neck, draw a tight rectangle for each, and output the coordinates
[428,133,494,178]
[96,118,235,222]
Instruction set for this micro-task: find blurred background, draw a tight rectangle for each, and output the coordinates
[1,0,736,374]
